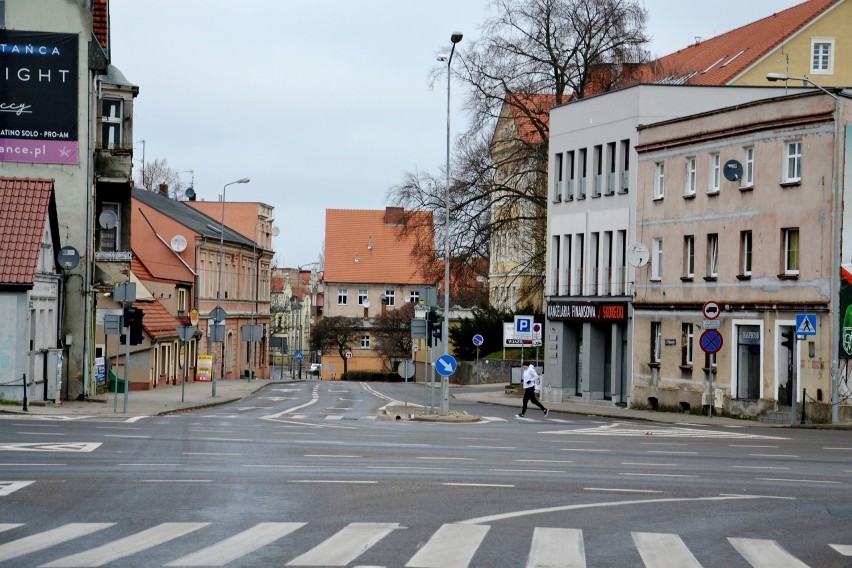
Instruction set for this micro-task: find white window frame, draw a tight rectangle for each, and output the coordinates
[743,146,754,188]
[384,290,395,306]
[685,157,696,196]
[681,323,694,366]
[708,153,721,193]
[785,141,802,183]
[554,152,564,203]
[98,202,121,251]
[360,335,370,349]
[683,235,694,278]
[653,162,665,200]
[740,230,752,276]
[651,321,662,364]
[784,228,800,275]
[337,288,348,305]
[408,290,419,303]
[707,233,719,278]
[178,289,187,313]
[101,99,123,150]
[811,38,834,75]
[358,289,368,305]
[651,238,663,281]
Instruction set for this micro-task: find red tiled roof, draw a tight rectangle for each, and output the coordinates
[324,207,434,285]
[0,178,55,285]
[507,92,557,145]
[134,298,184,340]
[92,0,109,51]
[639,0,837,85]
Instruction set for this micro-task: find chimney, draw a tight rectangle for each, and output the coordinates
[384,206,405,225]
[159,183,169,196]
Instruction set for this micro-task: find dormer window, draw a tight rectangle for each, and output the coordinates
[101,99,123,149]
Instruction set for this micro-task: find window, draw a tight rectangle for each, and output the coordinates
[786,141,802,182]
[337,288,348,305]
[651,238,663,280]
[685,157,696,196]
[358,289,368,305]
[593,144,603,197]
[683,235,694,279]
[101,99,123,149]
[784,228,800,274]
[740,231,753,276]
[178,289,187,313]
[408,290,419,303]
[707,233,719,278]
[681,323,694,367]
[384,290,395,306]
[578,148,588,199]
[606,142,616,195]
[565,150,575,200]
[554,152,564,203]
[811,39,834,74]
[619,139,630,193]
[708,153,721,193]
[360,335,370,348]
[653,162,665,199]
[651,321,662,365]
[98,202,120,251]
[743,146,754,187]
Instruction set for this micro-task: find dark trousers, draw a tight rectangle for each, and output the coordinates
[522,386,545,414]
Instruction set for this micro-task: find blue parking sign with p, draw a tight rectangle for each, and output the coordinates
[515,315,533,334]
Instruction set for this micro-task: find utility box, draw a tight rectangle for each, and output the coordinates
[46,348,63,403]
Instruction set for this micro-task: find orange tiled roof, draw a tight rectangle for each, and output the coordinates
[640,0,838,85]
[0,178,55,285]
[134,298,185,340]
[507,92,557,145]
[324,207,434,285]
[92,0,109,51]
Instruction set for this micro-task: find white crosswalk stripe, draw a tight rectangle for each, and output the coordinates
[0,521,840,567]
[550,424,786,440]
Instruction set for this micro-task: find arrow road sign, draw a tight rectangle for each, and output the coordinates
[435,354,457,377]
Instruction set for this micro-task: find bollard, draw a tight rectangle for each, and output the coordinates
[22,373,28,412]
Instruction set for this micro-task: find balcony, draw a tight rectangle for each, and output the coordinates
[94,146,133,180]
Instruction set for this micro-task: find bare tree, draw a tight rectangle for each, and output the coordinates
[310,316,361,376]
[371,303,415,372]
[389,0,649,306]
[136,157,186,198]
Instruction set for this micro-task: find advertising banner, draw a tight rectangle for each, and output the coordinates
[0,31,79,165]
[195,354,213,382]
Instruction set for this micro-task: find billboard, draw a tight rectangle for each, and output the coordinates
[0,31,79,165]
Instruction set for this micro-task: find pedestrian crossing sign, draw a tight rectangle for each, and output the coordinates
[795,314,817,336]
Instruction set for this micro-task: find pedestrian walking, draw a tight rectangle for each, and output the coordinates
[517,364,548,418]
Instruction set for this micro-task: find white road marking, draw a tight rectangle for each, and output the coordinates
[287,522,400,567]
[304,454,362,458]
[516,459,573,464]
[728,537,810,568]
[0,481,34,496]
[829,544,852,555]
[0,442,101,452]
[166,522,305,566]
[620,473,699,478]
[755,478,841,484]
[405,523,489,568]
[585,487,663,493]
[441,483,514,488]
[291,480,377,484]
[0,523,113,563]
[416,456,475,461]
[621,462,677,467]
[527,527,584,568]
[633,532,702,568]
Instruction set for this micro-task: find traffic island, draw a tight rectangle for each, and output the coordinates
[379,404,481,423]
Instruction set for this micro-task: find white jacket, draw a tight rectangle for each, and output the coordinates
[522,366,539,389]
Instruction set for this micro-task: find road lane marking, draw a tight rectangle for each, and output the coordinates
[621,462,677,467]
[748,454,799,458]
[287,522,400,567]
[182,452,241,456]
[620,473,699,478]
[489,468,564,473]
[0,481,34,496]
[755,478,841,484]
[528,527,584,568]
[459,494,794,525]
[291,480,377,484]
[416,456,476,461]
[167,522,305,567]
[516,459,574,464]
[585,488,664,493]
[728,537,810,568]
[830,544,852,555]
[104,435,151,439]
[0,523,113,563]
[405,523,489,568]
[633,532,702,568]
[466,445,516,450]
[560,448,610,452]
[732,466,790,470]
[441,483,514,488]
[41,522,208,567]
[304,454,362,458]
[647,451,696,455]
[0,442,101,452]
[141,480,212,483]
[729,444,779,448]
[368,466,446,471]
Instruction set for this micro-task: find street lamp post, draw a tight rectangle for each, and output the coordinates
[214,177,250,397]
[767,73,841,424]
[437,32,462,416]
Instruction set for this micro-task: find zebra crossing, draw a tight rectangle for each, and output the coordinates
[0,520,844,567]
[550,423,787,440]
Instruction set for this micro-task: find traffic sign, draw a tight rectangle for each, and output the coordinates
[209,306,227,323]
[295,351,303,361]
[435,354,457,376]
[397,360,415,379]
[699,329,724,354]
[702,301,721,320]
[514,315,533,335]
[795,314,817,336]
[472,334,484,346]
[345,351,353,359]
[702,319,720,330]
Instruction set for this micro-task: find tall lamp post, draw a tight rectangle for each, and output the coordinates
[437,32,462,416]
[767,73,841,424]
[214,177,250,397]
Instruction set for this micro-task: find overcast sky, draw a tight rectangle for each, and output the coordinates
[109,0,803,268]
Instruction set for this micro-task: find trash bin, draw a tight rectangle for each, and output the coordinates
[108,370,127,393]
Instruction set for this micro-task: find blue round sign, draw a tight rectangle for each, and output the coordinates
[435,354,457,376]
[472,334,484,346]
[699,330,723,354]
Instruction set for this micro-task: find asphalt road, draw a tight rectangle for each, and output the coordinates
[1,380,850,567]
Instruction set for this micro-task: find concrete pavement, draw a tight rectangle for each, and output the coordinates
[0,378,812,428]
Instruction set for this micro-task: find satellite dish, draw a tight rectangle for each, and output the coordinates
[272,226,280,237]
[170,234,188,252]
[98,210,118,230]
[184,187,196,200]
[723,159,743,182]
[57,246,80,271]
[362,300,371,309]
[626,243,649,267]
